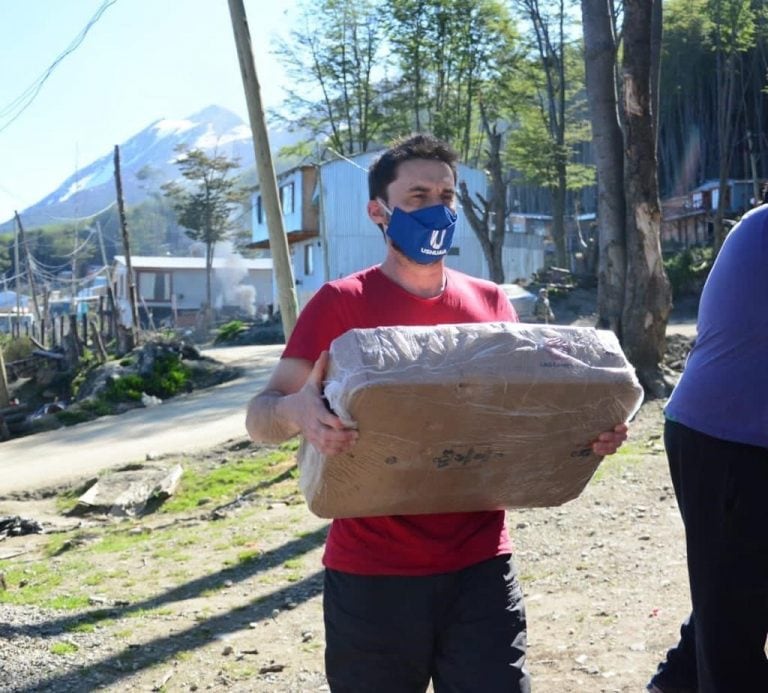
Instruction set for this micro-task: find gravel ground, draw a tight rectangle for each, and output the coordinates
[0,299,699,692]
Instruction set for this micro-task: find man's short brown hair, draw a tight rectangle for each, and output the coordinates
[368,134,458,202]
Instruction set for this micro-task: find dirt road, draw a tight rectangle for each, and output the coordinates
[0,299,697,499]
[0,345,282,497]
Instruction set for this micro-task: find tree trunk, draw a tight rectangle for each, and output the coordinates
[205,240,214,329]
[581,0,626,333]
[457,114,507,284]
[551,183,567,268]
[621,0,672,397]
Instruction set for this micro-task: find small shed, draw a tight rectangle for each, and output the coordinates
[112,255,275,327]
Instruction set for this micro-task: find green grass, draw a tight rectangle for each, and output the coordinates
[590,441,647,483]
[160,444,299,513]
[0,443,311,620]
[65,620,97,633]
[50,641,79,655]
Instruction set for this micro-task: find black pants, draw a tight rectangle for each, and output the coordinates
[323,554,530,693]
[650,420,768,693]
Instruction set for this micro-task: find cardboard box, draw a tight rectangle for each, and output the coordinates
[298,322,644,518]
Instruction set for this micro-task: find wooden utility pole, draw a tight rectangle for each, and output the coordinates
[228,0,298,340]
[14,212,41,324]
[114,145,140,345]
[13,220,20,337]
[95,220,119,341]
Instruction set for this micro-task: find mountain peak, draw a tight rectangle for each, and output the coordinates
[4,105,257,228]
[186,105,245,131]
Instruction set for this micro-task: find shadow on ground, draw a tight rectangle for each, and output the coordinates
[4,524,329,692]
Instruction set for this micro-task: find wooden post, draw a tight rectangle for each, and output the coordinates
[90,319,108,363]
[0,345,10,408]
[69,315,81,359]
[14,212,41,323]
[96,221,118,344]
[81,313,88,346]
[114,145,140,346]
[228,0,298,340]
[13,221,20,339]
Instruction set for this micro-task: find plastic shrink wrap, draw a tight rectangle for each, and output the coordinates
[298,322,644,518]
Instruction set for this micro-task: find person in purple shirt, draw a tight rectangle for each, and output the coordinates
[648,200,768,693]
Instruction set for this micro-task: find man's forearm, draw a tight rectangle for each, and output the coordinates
[245,391,300,444]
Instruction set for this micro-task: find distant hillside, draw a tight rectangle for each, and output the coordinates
[1,105,305,232]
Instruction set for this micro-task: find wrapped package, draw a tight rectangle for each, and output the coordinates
[298,322,644,518]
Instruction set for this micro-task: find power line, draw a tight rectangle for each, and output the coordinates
[0,0,119,135]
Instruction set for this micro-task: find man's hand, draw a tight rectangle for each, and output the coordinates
[281,351,358,456]
[591,423,629,456]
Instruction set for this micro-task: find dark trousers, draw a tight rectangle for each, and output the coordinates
[650,419,768,693]
[323,554,530,693]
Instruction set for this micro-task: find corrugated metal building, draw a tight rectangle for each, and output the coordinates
[252,151,545,308]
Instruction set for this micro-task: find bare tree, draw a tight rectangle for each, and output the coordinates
[458,106,509,282]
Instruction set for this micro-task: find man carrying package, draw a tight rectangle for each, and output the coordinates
[246,133,628,692]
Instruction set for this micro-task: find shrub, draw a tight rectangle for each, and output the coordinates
[142,352,190,399]
[664,247,713,297]
[214,320,246,344]
[104,374,144,403]
[0,335,34,361]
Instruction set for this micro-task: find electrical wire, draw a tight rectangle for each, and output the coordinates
[0,0,119,135]
[36,199,117,224]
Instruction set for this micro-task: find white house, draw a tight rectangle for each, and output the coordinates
[251,152,545,308]
[0,290,33,334]
[112,255,275,327]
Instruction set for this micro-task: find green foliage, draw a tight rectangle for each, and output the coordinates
[55,408,92,426]
[664,247,714,296]
[162,147,246,248]
[50,642,79,655]
[275,0,388,155]
[104,374,145,403]
[386,0,520,162]
[104,352,190,402]
[214,320,247,344]
[160,445,298,513]
[0,334,33,361]
[142,352,190,399]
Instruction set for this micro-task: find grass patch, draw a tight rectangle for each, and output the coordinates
[65,620,96,633]
[89,528,154,554]
[590,442,647,483]
[236,549,262,565]
[160,445,299,513]
[50,641,79,655]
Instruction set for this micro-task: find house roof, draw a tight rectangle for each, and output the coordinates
[113,255,273,270]
[692,178,757,192]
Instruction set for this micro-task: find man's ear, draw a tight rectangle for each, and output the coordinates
[367,199,388,227]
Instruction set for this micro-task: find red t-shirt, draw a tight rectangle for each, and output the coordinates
[283,265,518,575]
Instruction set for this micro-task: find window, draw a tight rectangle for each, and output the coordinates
[304,244,314,275]
[280,182,295,214]
[137,271,172,302]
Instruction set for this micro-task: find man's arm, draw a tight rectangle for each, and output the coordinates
[245,352,358,456]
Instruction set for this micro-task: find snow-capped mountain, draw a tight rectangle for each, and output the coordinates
[2,105,297,230]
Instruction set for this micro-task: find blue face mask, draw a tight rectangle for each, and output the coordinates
[378,200,458,264]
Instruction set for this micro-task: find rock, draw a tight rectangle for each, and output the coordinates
[71,464,183,517]
[141,393,162,408]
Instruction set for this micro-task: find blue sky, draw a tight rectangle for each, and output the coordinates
[0,0,298,223]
